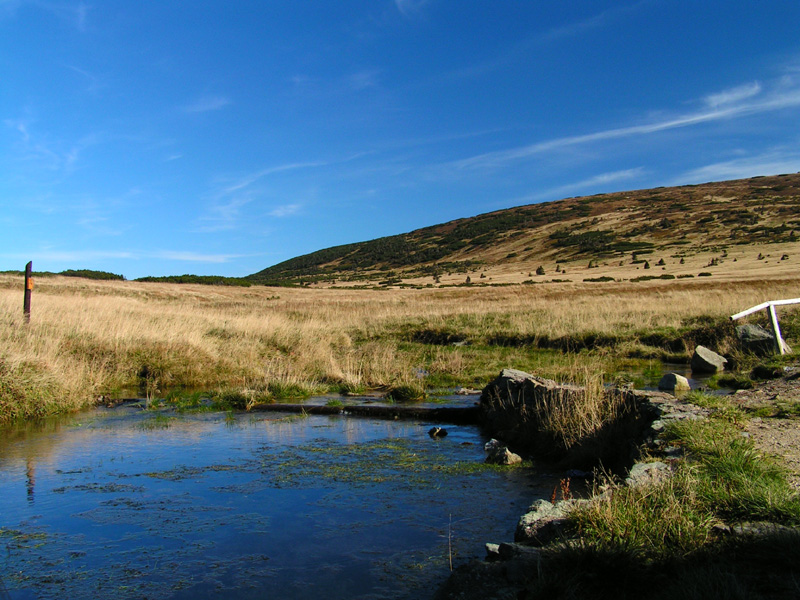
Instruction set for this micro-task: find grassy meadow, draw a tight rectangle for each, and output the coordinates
[1,270,799,424]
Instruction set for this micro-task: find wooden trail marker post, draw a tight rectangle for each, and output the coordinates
[23,261,33,323]
[730,298,800,355]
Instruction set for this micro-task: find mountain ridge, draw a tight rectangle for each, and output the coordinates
[248,173,800,285]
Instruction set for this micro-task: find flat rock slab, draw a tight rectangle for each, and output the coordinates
[250,402,480,424]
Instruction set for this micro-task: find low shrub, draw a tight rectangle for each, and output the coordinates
[386,383,426,402]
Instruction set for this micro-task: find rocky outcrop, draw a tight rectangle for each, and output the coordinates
[512,499,590,545]
[479,369,664,469]
[625,460,671,487]
[691,345,727,374]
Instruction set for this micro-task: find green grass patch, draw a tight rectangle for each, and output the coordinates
[0,359,86,424]
[683,390,747,423]
[530,411,800,599]
[665,419,800,524]
[568,469,715,560]
[713,373,755,390]
[386,383,426,402]
[337,381,367,395]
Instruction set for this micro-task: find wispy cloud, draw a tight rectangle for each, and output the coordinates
[675,151,800,185]
[394,0,429,18]
[269,203,302,217]
[154,251,240,264]
[4,117,30,142]
[704,82,762,108]
[527,168,646,202]
[219,161,328,196]
[182,95,232,113]
[74,1,87,31]
[4,116,101,171]
[441,1,649,82]
[0,249,135,263]
[1,1,90,30]
[450,79,800,171]
[349,69,381,91]
[196,196,254,232]
[0,248,243,266]
[65,64,104,93]
[196,161,330,232]
[536,1,647,44]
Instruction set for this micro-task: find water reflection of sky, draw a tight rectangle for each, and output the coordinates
[0,408,558,600]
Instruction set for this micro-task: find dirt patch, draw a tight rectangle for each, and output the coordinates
[746,418,800,490]
[731,373,800,490]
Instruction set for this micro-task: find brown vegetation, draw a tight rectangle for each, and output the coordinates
[252,173,800,287]
[1,265,799,423]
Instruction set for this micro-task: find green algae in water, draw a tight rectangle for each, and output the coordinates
[0,409,558,600]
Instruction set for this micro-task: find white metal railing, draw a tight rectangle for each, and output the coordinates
[730,298,800,355]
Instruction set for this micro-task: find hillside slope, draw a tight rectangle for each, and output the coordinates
[248,173,800,286]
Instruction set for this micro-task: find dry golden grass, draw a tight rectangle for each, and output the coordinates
[0,266,798,422]
[374,240,800,288]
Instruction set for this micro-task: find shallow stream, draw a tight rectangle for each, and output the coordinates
[0,404,560,599]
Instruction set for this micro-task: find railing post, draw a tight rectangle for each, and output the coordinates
[731,297,799,356]
[767,303,787,355]
[23,261,33,323]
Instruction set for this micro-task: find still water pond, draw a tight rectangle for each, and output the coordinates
[0,405,559,599]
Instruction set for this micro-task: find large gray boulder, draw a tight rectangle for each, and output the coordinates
[691,345,727,374]
[479,368,660,469]
[736,324,777,355]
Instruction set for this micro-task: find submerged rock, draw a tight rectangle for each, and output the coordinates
[658,373,690,393]
[484,439,522,465]
[691,345,727,374]
[485,446,522,465]
[485,543,501,558]
[455,387,481,395]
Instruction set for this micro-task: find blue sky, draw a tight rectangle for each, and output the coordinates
[2,1,799,279]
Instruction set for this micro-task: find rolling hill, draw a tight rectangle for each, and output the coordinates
[247,173,800,287]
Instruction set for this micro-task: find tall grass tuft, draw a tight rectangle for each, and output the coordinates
[542,366,626,451]
[666,419,800,524]
[568,470,716,560]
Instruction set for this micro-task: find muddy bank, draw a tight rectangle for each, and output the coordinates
[436,372,800,600]
[434,369,711,600]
